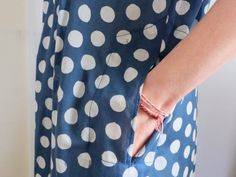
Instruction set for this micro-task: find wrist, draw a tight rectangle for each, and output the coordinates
[141,72,179,115]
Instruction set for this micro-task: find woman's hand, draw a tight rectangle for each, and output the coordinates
[130,73,176,158]
[130,106,158,158]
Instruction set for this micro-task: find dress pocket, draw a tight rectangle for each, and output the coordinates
[124,71,172,165]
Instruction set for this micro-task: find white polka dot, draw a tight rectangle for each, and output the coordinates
[165,14,169,23]
[47,77,53,90]
[42,36,50,49]
[68,30,83,48]
[183,166,189,177]
[101,151,118,167]
[35,174,41,177]
[38,60,46,73]
[64,108,78,124]
[144,151,156,166]
[34,99,38,112]
[143,24,158,40]
[78,4,91,23]
[100,6,115,23]
[53,29,57,39]
[185,123,192,137]
[124,67,138,82]
[192,149,197,164]
[160,39,166,52]
[55,158,67,173]
[133,48,149,61]
[110,95,126,112]
[73,80,85,98]
[116,30,132,44]
[156,133,167,146]
[105,122,121,140]
[40,136,50,148]
[43,1,49,14]
[50,156,53,170]
[42,117,52,130]
[61,56,74,74]
[57,86,64,102]
[55,36,64,53]
[126,4,141,21]
[152,0,167,14]
[122,166,138,177]
[172,162,180,177]
[192,129,196,142]
[195,88,198,97]
[57,134,72,150]
[58,10,69,26]
[52,110,58,126]
[131,116,137,131]
[81,127,96,142]
[127,144,133,157]
[193,108,197,121]
[172,117,183,132]
[186,101,193,115]
[175,0,190,15]
[37,156,46,169]
[174,25,189,39]
[170,139,181,154]
[90,30,105,47]
[50,55,55,67]
[35,80,42,93]
[190,169,194,177]
[80,54,96,70]
[45,97,53,110]
[47,14,53,28]
[77,152,92,168]
[84,100,99,117]
[184,145,190,159]
[106,52,121,67]
[51,133,55,149]
[154,156,167,171]
[95,74,110,89]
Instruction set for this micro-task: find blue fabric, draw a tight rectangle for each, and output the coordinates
[35,0,211,176]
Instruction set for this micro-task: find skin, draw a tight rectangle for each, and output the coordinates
[131,0,236,158]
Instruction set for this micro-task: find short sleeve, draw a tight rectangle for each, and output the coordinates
[195,0,215,21]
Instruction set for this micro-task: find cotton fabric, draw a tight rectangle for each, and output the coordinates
[34,0,212,176]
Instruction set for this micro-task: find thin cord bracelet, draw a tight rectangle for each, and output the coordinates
[139,103,166,132]
[141,93,169,116]
[139,93,170,132]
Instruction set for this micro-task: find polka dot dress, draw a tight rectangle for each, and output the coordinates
[34,0,212,176]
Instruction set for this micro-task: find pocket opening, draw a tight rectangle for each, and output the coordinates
[129,128,159,164]
[126,69,174,164]
[125,70,157,164]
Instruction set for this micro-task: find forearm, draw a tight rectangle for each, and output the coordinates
[142,0,236,113]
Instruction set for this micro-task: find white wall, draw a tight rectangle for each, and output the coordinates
[26,0,44,176]
[0,1,29,177]
[197,57,236,177]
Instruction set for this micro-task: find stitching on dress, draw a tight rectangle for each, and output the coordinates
[101,158,154,165]
[88,53,113,142]
[101,159,118,165]
[88,48,113,119]
[174,28,189,35]
[116,24,155,38]
[116,14,168,38]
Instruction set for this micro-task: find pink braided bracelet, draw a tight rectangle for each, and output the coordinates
[139,93,170,132]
